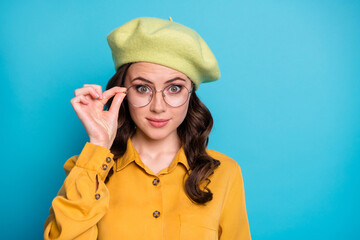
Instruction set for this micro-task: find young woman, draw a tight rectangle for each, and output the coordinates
[43,17,251,240]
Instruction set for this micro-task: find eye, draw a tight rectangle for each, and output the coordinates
[167,85,182,93]
[135,85,151,94]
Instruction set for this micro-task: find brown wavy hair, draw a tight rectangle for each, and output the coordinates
[104,63,221,205]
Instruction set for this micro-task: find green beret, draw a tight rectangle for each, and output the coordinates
[107,17,220,91]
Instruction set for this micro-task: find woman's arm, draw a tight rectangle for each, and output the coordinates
[43,142,115,240]
[219,163,251,240]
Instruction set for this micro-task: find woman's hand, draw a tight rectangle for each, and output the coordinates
[70,84,127,149]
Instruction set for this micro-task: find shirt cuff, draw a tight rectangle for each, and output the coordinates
[75,142,115,181]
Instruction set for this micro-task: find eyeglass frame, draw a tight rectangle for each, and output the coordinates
[123,82,194,108]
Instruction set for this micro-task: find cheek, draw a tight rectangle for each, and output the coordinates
[174,104,189,124]
[128,105,142,124]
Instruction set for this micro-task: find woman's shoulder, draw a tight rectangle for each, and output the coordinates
[205,148,242,172]
[205,148,245,187]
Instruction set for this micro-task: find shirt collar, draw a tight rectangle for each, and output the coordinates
[115,137,190,172]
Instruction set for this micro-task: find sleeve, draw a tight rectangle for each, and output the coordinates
[219,162,251,240]
[43,142,115,240]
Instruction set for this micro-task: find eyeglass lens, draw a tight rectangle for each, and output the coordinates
[126,84,191,107]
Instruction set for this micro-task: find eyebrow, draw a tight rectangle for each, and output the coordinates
[130,77,186,84]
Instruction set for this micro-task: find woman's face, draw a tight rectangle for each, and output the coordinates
[124,62,193,141]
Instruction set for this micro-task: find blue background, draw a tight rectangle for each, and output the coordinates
[1,0,359,239]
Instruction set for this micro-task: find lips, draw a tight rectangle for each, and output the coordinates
[146,118,170,128]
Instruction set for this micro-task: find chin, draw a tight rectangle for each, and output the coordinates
[144,129,175,141]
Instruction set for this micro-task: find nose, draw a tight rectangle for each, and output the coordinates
[149,90,166,113]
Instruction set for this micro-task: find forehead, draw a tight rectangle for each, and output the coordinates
[126,62,190,82]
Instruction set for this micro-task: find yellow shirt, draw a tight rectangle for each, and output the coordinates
[44,138,251,240]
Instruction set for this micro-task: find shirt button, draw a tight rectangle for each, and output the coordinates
[106,157,112,163]
[152,178,160,186]
[102,164,108,170]
[153,210,160,218]
[95,194,101,200]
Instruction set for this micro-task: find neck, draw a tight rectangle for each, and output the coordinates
[131,130,182,158]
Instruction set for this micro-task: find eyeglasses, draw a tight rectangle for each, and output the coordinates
[124,83,193,108]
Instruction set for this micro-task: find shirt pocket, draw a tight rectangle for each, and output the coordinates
[179,214,218,240]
